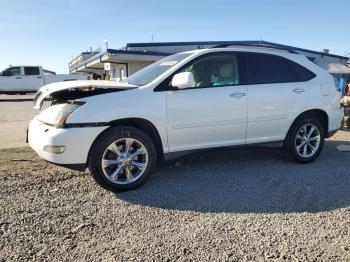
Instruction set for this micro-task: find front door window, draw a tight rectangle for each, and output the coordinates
[3,67,21,76]
[180,53,240,88]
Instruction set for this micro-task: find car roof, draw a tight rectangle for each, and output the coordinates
[8,65,42,67]
[191,46,300,56]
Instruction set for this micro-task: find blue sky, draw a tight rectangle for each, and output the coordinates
[0,0,349,73]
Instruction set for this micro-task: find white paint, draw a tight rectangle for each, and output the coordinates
[28,47,344,167]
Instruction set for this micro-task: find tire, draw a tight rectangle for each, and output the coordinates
[285,116,325,163]
[88,126,157,192]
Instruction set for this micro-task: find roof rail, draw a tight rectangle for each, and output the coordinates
[211,41,299,54]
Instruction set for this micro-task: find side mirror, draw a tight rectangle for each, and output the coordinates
[1,71,10,76]
[171,72,195,89]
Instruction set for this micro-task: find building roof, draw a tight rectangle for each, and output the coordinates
[318,63,350,74]
[69,40,349,73]
[70,51,99,63]
[107,49,172,56]
[126,40,349,60]
[69,49,172,72]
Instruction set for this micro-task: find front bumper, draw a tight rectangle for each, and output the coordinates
[28,117,108,168]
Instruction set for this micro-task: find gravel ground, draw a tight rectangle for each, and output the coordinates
[1,131,350,261]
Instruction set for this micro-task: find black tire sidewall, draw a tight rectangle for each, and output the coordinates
[88,126,157,192]
[286,117,325,163]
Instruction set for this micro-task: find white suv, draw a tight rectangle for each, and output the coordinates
[28,46,343,192]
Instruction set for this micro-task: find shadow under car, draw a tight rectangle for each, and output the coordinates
[116,139,350,214]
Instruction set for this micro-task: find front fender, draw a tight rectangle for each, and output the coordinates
[67,88,168,152]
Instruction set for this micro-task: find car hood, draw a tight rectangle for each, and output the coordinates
[33,80,137,109]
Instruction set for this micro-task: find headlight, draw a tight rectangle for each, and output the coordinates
[38,101,85,128]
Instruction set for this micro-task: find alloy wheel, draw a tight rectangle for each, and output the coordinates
[294,123,321,158]
[101,138,148,185]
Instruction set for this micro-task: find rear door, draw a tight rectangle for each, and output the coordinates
[166,52,248,152]
[0,67,23,92]
[22,67,44,91]
[242,52,315,144]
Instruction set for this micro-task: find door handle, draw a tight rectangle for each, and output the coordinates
[230,92,246,98]
[16,77,22,79]
[293,88,305,94]
[37,76,43,79]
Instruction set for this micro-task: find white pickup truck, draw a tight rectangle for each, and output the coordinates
[0,66,89,93]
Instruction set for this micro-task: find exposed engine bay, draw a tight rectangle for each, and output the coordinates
[48,87,125,105]
[33,80,138,109]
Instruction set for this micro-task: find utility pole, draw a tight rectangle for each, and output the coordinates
[104,38,109,50]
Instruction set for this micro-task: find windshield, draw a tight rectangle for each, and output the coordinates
[124,52,193,86]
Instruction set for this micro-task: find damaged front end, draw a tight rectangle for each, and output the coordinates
[33,80,137,109]
[33,80,138,128]
[36,100,86,128]
[34,87,122,109]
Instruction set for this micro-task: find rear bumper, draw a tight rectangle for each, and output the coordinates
[28,117,108,167]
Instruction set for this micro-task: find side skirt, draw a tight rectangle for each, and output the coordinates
[163,140,284,161]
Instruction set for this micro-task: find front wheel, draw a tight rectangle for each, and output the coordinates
[285,117,325,163]
[88,126,157,192]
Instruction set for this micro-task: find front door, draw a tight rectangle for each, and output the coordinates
[0,67,23,92]
[166,52,248,152]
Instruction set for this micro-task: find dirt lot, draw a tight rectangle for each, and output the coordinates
[0,99,37,149]
[0,98,50,149]
[1,127,350,261]
[1,99,350,261]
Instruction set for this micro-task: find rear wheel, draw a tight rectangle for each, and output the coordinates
[285,117,325,163]
[88,126,157,192]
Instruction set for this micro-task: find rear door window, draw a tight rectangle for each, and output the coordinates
[282,59,316,81]
[242,53,315,85]
[24,67,40,76]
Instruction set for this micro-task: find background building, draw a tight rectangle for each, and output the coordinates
[69,40,350,86]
